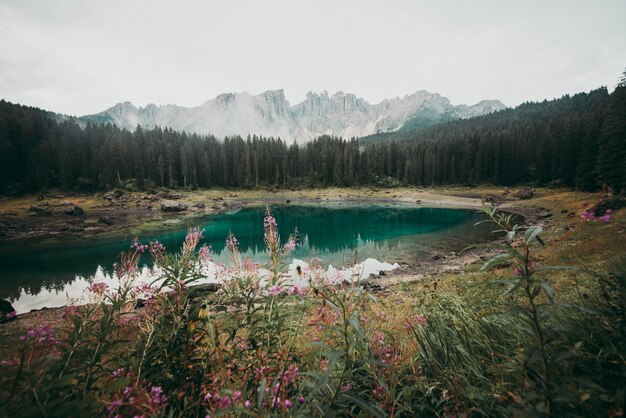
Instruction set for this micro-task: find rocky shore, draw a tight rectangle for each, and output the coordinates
[0,186,542,242]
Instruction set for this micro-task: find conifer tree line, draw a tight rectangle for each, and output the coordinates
[0,76,624,194]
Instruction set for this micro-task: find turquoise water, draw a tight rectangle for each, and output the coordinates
[0,204,491,310]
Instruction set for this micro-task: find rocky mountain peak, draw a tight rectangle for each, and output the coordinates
[81,90,506,142]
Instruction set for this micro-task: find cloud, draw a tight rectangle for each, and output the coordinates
[1,0,625,115]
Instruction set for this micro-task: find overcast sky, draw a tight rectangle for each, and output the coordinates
[1,0,625,115]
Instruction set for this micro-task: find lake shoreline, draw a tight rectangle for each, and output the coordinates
[0,186,537,242]
[1,187,613,339]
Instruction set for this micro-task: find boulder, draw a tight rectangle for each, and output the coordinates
[64,205,85,216]
[515,187,534,200]
[0,299,16,323]
[98,217,115,225]
[161,200,188,212]
[482,194,503,206]
[29,205,51,215]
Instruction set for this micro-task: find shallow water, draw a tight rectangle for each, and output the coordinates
[0,203,492,311]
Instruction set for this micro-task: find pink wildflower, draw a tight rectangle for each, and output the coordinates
[282,364,299,385]
[88,281,108,296]
[149,240,166,259]
[123,386,134,398]
[149,386,168,406]
[226,234,239,252]
[107,399,122,415]
[217,396,232,409]
[111,367,126,378]
[264,214,277,228]
[289,285,306,296]
[20,325,57,347]
[268,285,283,296]
[184,227,204,253]
[131,240,148,253]
[244,400,252,408]
[415,314,428,326]
[242,258,260,271]
[198,244,212,260]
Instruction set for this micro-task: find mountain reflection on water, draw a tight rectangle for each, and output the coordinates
[0,204,492,309]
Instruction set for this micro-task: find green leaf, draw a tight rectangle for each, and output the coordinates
[553,351,577,363]
[524,225,543,245]
[504,280,523,296]
[480,253,511,271]
[538,281,555,302]
[106,376,131,393]
[256,378,267,409]
[339,393,387,418]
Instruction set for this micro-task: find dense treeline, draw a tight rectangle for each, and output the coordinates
[1,75,625,194]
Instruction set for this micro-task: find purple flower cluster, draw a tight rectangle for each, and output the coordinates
[198,244,212,261]
[149,240,166,259]
[289,285,307,296]
[268,285,284,296]
[414,314,428,327]
[226,234,239,252]
[149,386,168,406]
[131,240,148,253]
[404,314,428,330]
[281,364,299,386]
[370,331,401,365]
[111,367,127,378]
[88,281,109,296]
[19,325,57,345]
[581,209,612,223]
[264,215,277,229]
[184,227,204,252]
[282,237,297,254]
[107,384,168,417]
[106,399,122,415]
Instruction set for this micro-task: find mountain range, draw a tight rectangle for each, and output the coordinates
[79,90,505,142]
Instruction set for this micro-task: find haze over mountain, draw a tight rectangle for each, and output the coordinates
[80,90,505,142]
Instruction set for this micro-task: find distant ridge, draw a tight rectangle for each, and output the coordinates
[79,90,505,142]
